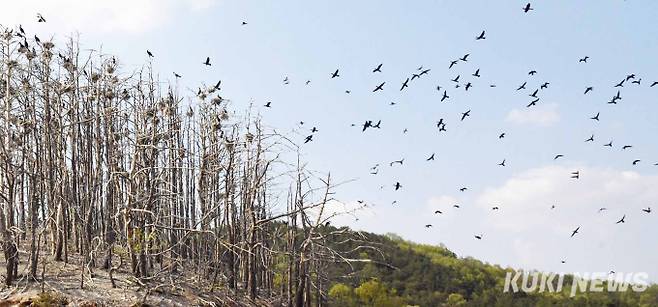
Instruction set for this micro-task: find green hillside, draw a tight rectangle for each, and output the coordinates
[322,231,658,307]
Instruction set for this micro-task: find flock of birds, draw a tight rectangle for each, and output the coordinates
[20,3,656,270]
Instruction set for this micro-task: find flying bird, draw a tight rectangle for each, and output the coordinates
[571,226,580,237]
[373,63,383,73]
[622,145,633,150]
[331,69,340,78]
[203,57,211,66]
[498,159,506,167]
[590,112,599,121]
[460,54,470,62]
[633,159,641,165]
[554,154,564,160]
[441,91,450,102]
[616,215,626,224]
[579,56,589,63]
[400,78,410,91]
[37,13,46,23]
[373,82,385,92]
[304,135,313,144]
[473,69,481,77]
[523,3,533,13]
[476,31,486,40]
[394,182,402,191]
[264,101,272,108]
[571,171,580,179]
[517,82,527,91]
[461,110,471,121]
[584,87,593,94]
[449,60,458,69]
[147,50,154,58]
[642,207,651,213]
[427,153,435,161]
[528,70,537,76]
[585,135,595,142]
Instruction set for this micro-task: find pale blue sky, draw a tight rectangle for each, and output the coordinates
[6,0,658,281]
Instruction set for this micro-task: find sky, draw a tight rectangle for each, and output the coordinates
[3,0,658,282]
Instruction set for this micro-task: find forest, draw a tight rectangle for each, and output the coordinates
[0,26,656,306]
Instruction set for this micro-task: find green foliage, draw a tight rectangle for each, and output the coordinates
[320,230,658,307]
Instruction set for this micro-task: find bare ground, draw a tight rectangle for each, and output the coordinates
[0,245,279,306]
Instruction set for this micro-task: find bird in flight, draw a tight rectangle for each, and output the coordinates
[472,69,481,78]
[615,80,625,88]
[449,60,458,69]
[498,159,506,167]
[37,13,46,23]
[540,82,550,89]
[427,153,435,161]
[523,3,533,13]
[632,159,641,165]
[590,112,599,121]
[425,224,433,228]
[242,21,248,25]
[441,90,450,102]
[527,98,539,108]
[598,207,608,213]
[400,78,410,91]
[616,215,626,224]
[203,57,211,66]
[571,226,580,237]
[373,63,383,73]
[461,110,471,121]
[579,56,589,63]
[554,154,564,160]
[517,82,527,91]
[460,54,470,62]
[476,31,486,40]
[434,210,442,214]
[651,81,658,87]
[465,82,472,91]
[529,89,539,98]
[264,101,272,108]
[174,72,182,78]
[390,159,404,166]
[373,82,385,92]
[304,135,313,144]
[492,206,500,210]
[331,69,340,78]
[451,75,461,83]
[604,141,613,148]
[585,135,595,142]
[147,50,154,58]
[642,207,651,214]
[622,145,633,150]
[584,87,593,95]
[571,171,580,179]
[394,182,402,191]
[528,70,538,76]
[474,234,483,240]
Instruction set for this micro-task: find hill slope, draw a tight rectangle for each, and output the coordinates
[322,231,658,307]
